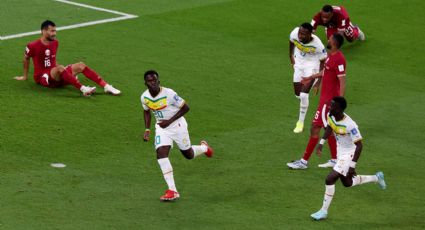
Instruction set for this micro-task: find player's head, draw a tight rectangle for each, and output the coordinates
[330,96,347,116]
[320,5,334,24]
[298,23,313,43]
[41,20,57,41]
[144,70,160,92]
[327,33,344,50]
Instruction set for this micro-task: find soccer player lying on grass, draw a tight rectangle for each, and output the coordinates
[311,5,365,42]
[310,96,386,221]
[141,70,213,201]
[15,20,121,97]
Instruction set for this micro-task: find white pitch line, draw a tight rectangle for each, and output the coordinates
[0,0,137,41]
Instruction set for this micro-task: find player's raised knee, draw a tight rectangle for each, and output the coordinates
[57,65,66,72]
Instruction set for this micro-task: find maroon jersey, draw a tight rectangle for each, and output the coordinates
[25,39,58,83]
[320,50,346,105]
[311,5,350,31]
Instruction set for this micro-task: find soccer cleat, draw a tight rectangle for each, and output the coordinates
[318,159,337,168]
[311,209,328,221]
[200,140,214,158]
[104,84,121,95]
[80,85,96,97]
[293,121,304,133]
[160,189,180,201]
[376,171,386,190]
[287,160,308,169]
[357,27,366,41]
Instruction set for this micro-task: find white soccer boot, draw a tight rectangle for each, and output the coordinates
[318,159,336,168]
[80,85,96,97]
[104,84,121,95]
[287,160,308,169]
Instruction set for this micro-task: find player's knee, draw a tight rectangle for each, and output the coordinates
[180,149,194,160]
[57,65,65,72]
[342,180,353,187]
[77,62,86,71]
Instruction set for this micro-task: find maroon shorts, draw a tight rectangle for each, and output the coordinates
[312,102,330,127]
[326,24,359,41]
[36,65,73,88]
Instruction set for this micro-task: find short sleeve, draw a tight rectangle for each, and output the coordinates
[25,43,34,58]
[316,41,327,61]
[169,90,185,108]
[289,28,298,41]
[348,123,362,143]
[336,56,346,77]
[311,13,322,30]
[140,94,149,111]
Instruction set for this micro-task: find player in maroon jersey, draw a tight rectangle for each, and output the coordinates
[287,33,346,169]
[14,20,121,97]
[311,5,365,42]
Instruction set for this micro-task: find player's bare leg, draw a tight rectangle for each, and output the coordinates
[311,170,339,220]
[156,146,180,201]
[180,141,214,159]
[71,62,121,95]
[51,65,95,96]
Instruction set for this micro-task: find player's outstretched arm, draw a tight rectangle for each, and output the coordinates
[301,70,323,85]
[143,110,151,142]
[347,140,363,176]
[158,104,190,129]
[14,55,30,81]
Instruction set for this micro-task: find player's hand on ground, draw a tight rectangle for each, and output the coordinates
[143,130,150,142]
[158,120,172,129]
[14,76,27,81]
[316,144,323,157]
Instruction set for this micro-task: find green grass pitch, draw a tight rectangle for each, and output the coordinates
[1,0,424,229]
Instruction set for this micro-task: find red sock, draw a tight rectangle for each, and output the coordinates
[328,134,337,159]
[61,71,82,89]
[302,137,319,161]
[82,66,107,87]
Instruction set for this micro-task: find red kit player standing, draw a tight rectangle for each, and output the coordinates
[15,20,121,96]
[311,5,365,42]
[287,33,347,169]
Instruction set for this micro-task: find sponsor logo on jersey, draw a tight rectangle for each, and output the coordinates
[45,49,50,56]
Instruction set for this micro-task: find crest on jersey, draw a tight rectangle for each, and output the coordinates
[45,49,51,56]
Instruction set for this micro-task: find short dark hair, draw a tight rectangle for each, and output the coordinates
[300,22,313,33]
[332,33,344,48]
[41,20,56,30]
[332,96,347,111]
[144,70,159,80]
[322,5,333,13]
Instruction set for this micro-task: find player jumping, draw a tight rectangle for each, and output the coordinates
[15,20,121,96]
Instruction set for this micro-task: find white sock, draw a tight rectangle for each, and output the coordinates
[321,184,335,212]
[157,158,177,192]
[298,92,309,123]
[192,145,208,158]
[351,175,378,187]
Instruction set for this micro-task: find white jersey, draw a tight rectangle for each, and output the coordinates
[327,113,362,155]
[289,27,327,69]
[141,87,186,123]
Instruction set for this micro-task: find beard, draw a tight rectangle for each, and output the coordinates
[326,44,331,49]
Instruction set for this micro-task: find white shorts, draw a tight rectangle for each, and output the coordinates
[154,117,191,150]
[333,151,355,176]
[293,66,320,83]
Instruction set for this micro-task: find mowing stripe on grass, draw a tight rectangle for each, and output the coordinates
[0,0,137,41]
